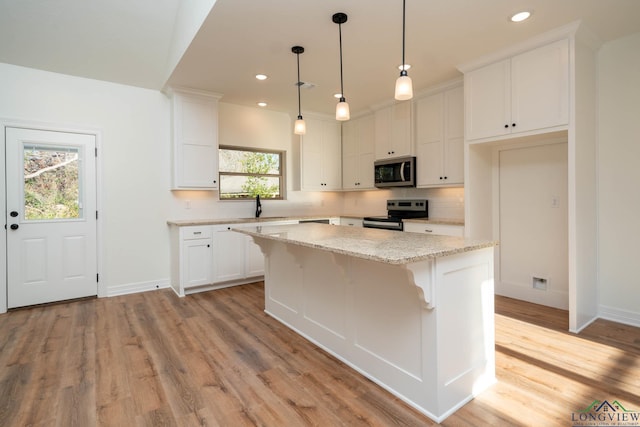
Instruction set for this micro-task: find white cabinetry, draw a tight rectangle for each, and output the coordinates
[339,217,363,227]
[464,39,569,141]
[170,225,214,297]
[170,220,298,297]
[213,225,246,283]
[375,102,412,160]
[342,114,375,190]
[301,116,342,190]
[169,88,222,190]
[415,85,464,186]
[403,222,464,237]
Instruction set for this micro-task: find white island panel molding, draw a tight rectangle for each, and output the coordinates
[235,223,497,423]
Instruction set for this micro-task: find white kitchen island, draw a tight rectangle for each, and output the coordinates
[234,223,497,423]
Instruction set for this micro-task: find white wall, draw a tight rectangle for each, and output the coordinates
[0,62,468,302]
[0,62,173,295]
[597,32,640,326]
[497,142,568,309]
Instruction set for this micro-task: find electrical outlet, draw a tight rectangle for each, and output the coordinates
[551,196,559,208]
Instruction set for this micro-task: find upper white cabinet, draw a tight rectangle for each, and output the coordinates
[375,102,412,160]
[169,88,222,190]
[415,85,464,187]
[342,114,375,190]
[464,39,569,141]
[301,116,342,191]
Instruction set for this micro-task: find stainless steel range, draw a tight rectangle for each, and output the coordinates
[362,199,428,231]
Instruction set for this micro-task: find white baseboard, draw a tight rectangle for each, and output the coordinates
[598,305,640,328]
[107,279,170,297]
[495,281,569,310]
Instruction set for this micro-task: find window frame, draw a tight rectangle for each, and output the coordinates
[218,145,286,200]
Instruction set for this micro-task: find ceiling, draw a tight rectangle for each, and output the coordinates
[2,0,640,117]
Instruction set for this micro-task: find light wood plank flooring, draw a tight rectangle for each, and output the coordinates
[0,282,638,426]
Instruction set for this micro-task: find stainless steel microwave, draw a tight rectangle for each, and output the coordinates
[374,156,416,188]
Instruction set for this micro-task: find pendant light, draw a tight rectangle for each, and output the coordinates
[394,0,413,101]
[333,12,350,121]
[292,46,306,135]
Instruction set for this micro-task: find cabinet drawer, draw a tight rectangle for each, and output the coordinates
[404,222,464,237]
[182,226,212,240]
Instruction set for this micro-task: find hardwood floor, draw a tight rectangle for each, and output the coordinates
[0,283,638,426]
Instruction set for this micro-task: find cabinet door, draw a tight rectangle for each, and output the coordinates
[323,121,343,190]
[300,118,324,190]
[182,239,213,288]
[357,115,376,189]
[374,107,393,159]
[416,93,444,186]
[245,235,264,278]
[511,39,569,133]
[343,115,375,190]
[443,86,464,184]
[465,59,511,141]
[391,101,412,157]
[213,227,245,282]
[172,93,219,189]
[342,120,359,189]
[375,104,412,160]
[301,118,341,190]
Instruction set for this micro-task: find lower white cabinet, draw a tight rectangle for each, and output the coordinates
[403,222,464,237]
[181,228,213,288]
[213,225,246,283]
[339,217,363,227]
[170,220,298,296]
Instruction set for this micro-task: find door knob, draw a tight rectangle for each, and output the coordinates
[10,211,18,217]
[10,224,19,230]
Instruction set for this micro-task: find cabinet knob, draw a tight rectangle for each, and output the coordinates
[439,177,443,180]
[504,124,509,128]
[227,227,231,230]
[207,244,210,248]
[213,180,217,183]
[512,123,516,127]
[444,176,448,180]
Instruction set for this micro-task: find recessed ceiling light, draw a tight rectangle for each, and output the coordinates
[398,64,411,71]
[510,11,532,22]
[257,102,267,107]
[255,74,268,80]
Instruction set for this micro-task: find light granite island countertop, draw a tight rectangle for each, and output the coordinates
[234,223,498,423]
[234,222,493,265]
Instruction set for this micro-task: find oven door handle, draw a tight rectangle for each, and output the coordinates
[362,220,403,231]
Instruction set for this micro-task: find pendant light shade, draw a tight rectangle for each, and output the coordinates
[394,0,413,101]
[292,46,306,135]
[294,117,306,135]
[333,12,350,121]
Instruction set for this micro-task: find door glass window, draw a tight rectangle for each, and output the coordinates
[23,144,82,220]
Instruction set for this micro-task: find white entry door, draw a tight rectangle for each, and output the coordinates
[6,127,97,308]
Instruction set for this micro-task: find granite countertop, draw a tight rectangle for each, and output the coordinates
[167,215,463,227]
[167,215,339,227]
[234,223,495,265]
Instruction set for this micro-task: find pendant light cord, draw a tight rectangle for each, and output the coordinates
[401,0,407,76]
[296,53,302,118]
[338,21,345,100]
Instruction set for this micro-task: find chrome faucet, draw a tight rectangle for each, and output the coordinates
[255,194,262,218]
